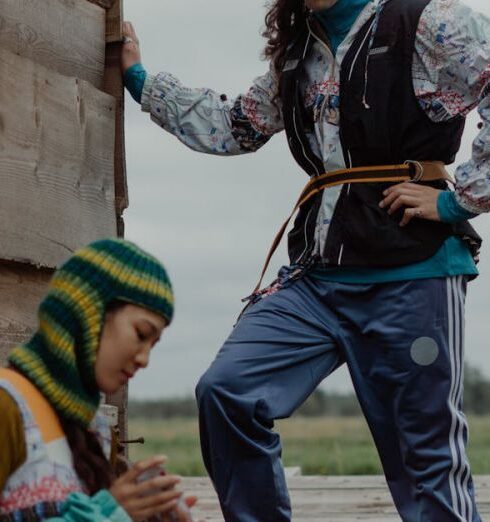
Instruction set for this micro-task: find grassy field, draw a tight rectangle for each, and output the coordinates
[128,416,490,476]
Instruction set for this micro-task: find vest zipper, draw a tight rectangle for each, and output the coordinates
[297,205,315,264]
[306,19,337,130]
[347,149,353,194]
[336,21,375,266]
[293,105,322,176]
[337,243,345,265]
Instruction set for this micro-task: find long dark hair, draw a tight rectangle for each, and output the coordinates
[60,300,129,494]
[60,418,114,495]
[262,0,309,80]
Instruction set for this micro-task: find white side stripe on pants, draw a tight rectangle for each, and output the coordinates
[447,276,473,522]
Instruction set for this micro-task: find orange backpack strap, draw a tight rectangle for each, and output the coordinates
[0,368,64,443]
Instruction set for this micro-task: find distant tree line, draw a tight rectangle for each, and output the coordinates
[129,364,490,419]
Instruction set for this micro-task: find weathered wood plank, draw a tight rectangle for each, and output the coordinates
[180,476,490,522]
[106,0,123,43]
[0,0,106,89]
[0,262,52,365]
[0,49,117,269]
[104,42,128,236]
[86,0,115,8]
[107,385,129,455]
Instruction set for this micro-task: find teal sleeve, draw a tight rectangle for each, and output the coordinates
[123,63,147,104]
[45,490,131,522]
[437,191,477,224]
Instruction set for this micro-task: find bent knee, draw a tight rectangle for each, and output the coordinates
[195,368,225,405]
[195,363,243,406]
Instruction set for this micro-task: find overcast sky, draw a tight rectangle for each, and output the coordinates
[124,0,490,399]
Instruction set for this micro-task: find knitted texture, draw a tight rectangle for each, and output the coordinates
[8,239,174,428]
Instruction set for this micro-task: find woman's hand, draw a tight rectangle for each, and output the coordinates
[161,496,198,522]
[121,21,142,74]
[379,182,442,227]
[109,456,183,522]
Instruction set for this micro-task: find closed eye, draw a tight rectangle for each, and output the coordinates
[136,329,148,342]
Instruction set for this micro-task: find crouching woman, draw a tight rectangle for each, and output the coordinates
[0,238,195,521]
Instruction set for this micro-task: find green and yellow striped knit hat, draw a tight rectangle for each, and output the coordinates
[8,238,174,428]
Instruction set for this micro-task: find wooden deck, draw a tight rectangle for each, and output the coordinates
[182,475,490,521]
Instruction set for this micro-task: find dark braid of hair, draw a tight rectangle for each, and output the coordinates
[262,0,309,84]
[60,417,115,495]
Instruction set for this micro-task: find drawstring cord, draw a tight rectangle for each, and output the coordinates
[362,0,389,109]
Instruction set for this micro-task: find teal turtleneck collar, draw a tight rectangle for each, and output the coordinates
[313,0,373,56]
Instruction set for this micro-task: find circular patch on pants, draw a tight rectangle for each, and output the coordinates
[410,337,440,366]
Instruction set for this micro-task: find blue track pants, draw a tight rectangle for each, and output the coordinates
[196,275,480,521]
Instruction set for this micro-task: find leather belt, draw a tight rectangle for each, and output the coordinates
[249,161,453,295]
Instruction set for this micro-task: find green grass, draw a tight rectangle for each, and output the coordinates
[128,416,490,476]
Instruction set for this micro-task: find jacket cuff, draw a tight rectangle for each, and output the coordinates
[141,74,156,113]
[93,490,132,521]
[123,63,147,104]
[437,191,477,224]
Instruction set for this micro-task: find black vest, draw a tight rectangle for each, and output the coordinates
[281,0,481,267]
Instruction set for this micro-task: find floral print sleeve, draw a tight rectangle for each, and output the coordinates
[414,0,490,213]
[140,66,283,155]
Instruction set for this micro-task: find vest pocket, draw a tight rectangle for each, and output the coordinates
[329,182,457,267]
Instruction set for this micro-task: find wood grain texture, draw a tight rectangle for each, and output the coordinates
[0,0,106,89]
[104,1,128,437]
[0,262,52,365]
[86,0,115,8]
[106,0,123,43]
[107,385,128,455]
[180,476,490,521]
[0,49,118,269]
[104,42,128,237]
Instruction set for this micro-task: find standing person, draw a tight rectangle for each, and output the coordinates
[0,238,195,521]
[121,0,490,519]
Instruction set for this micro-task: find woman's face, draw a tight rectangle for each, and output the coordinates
[305,0,339,10]
[95,304,167,394]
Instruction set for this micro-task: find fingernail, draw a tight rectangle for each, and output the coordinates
[379,202,384,208]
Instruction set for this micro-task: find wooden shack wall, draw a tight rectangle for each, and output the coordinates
[0,0,127,435]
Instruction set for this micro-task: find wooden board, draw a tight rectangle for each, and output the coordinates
[104,42,128,237]
[107,385,129,455]
[104,38,128,427]
[0,262,52,364]
[181,476,490,522]
[0,48,117,269]
[106,0,124,43]
[86,0,116,8]
[0,0,106,89]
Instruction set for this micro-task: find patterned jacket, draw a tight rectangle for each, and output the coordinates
[141,0,490,247]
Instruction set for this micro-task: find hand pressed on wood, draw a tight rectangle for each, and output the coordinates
[121,21,143,74]
[379,182,442,227]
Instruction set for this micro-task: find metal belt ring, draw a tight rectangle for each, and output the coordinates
[404,160,424,182]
